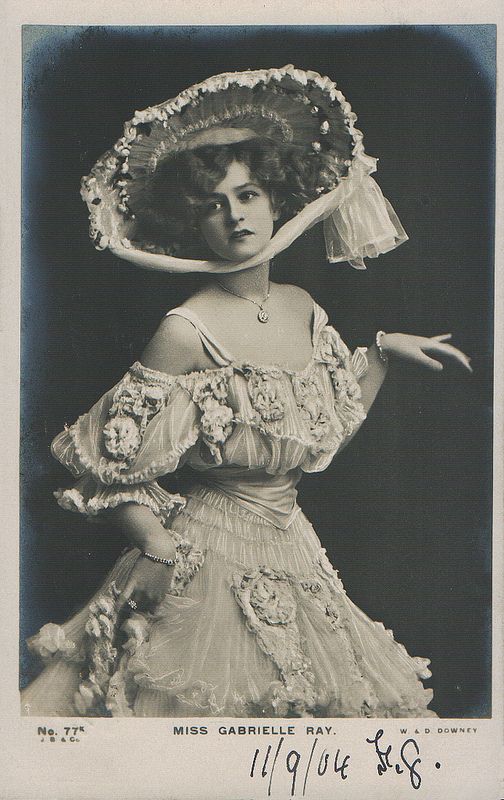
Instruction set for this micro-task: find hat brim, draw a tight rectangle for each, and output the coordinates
[81,65,361,255]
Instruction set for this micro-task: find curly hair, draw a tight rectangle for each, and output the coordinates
[130,138,342,257]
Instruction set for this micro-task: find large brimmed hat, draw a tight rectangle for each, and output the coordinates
[81,65,407,273]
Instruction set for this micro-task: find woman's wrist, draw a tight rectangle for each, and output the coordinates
[375,330,389,364]
[111,503,177,559]
[141,551,176,566]
[141,529,177,561]
[367,331,392,371]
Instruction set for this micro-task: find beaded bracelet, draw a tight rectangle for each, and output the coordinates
[375,330,389,364]
[141,551,175,566]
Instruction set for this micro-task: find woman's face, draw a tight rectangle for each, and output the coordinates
[197,160,278,262]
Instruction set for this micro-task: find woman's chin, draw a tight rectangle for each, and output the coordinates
[216,240,267,263]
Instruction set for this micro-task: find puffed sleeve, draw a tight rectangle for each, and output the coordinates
[313,318,368,446]
[312,300,368,438]
[51,361,201,524]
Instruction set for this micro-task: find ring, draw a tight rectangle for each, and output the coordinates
[127,599,138,611]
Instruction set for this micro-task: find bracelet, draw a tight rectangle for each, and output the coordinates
[141,551,175,566]
[375,330,389,364]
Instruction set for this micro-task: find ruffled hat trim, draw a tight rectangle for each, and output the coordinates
[81,65,407,273]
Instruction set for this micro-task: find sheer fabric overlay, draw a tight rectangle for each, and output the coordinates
[22,302,436,718]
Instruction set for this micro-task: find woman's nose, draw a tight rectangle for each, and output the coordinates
[227,199,244,224]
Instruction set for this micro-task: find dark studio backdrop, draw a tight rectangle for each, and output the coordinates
[21,25,494,717]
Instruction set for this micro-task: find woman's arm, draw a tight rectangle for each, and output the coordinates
[358,342,389,415]
[109,503,177,610]
[109,316,209,610]
[111,503,176,558]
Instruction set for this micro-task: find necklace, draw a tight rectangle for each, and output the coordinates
[217,281,271,323]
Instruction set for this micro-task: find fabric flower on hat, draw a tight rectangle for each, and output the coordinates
[81,65,408,273]
[90,595,116,618]
[121,615,151,656]
[85,615,102,639]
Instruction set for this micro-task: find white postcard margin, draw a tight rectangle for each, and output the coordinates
[1,3,502,799]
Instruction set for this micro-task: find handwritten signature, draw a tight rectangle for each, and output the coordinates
[366,728,423,789]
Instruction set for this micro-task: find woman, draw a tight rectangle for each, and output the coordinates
[22,66,470,718]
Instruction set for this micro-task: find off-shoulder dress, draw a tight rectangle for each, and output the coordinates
[22,302,436,718]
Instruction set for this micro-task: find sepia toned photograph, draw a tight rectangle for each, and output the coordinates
[19,25,493,728]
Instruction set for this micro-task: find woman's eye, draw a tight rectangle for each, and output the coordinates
[202,200,223,214]
[239,190,259,202]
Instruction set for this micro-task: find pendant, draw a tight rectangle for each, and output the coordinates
[257,309,269,323]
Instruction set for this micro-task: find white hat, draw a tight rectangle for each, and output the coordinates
[81,65,407,273]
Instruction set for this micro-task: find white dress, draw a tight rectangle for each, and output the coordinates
[22,302,436,718]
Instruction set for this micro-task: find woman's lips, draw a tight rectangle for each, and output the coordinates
[230,229,253,240]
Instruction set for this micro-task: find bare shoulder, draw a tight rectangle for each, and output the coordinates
[275,283,314,320]
[276,282,313,306]
[140,314,207,375]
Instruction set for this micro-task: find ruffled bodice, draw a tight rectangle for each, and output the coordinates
[52,302,368,527]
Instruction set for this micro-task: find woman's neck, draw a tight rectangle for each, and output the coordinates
[212,261,271,302]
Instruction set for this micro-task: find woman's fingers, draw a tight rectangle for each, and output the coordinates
[117,578,135,608]
[117,577,148,609]
[416,354,444,371]
[443,347,472,372]
[118,585,164,613]
[383,333,472,373]
[424,340,472,372]
[115,557,173,613]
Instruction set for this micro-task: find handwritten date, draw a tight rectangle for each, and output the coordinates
[250,736,349,797]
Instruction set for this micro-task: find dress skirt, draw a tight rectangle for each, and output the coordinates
[22,485,436,718]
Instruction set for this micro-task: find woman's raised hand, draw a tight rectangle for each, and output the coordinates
[380,333,472,373]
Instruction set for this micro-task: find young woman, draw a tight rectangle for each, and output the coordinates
[22,66,470,718]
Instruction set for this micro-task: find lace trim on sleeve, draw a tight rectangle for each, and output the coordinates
[51,427,86,478]
[316,326,367,436]
[54,474,185,524]
[351,346,369,380]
